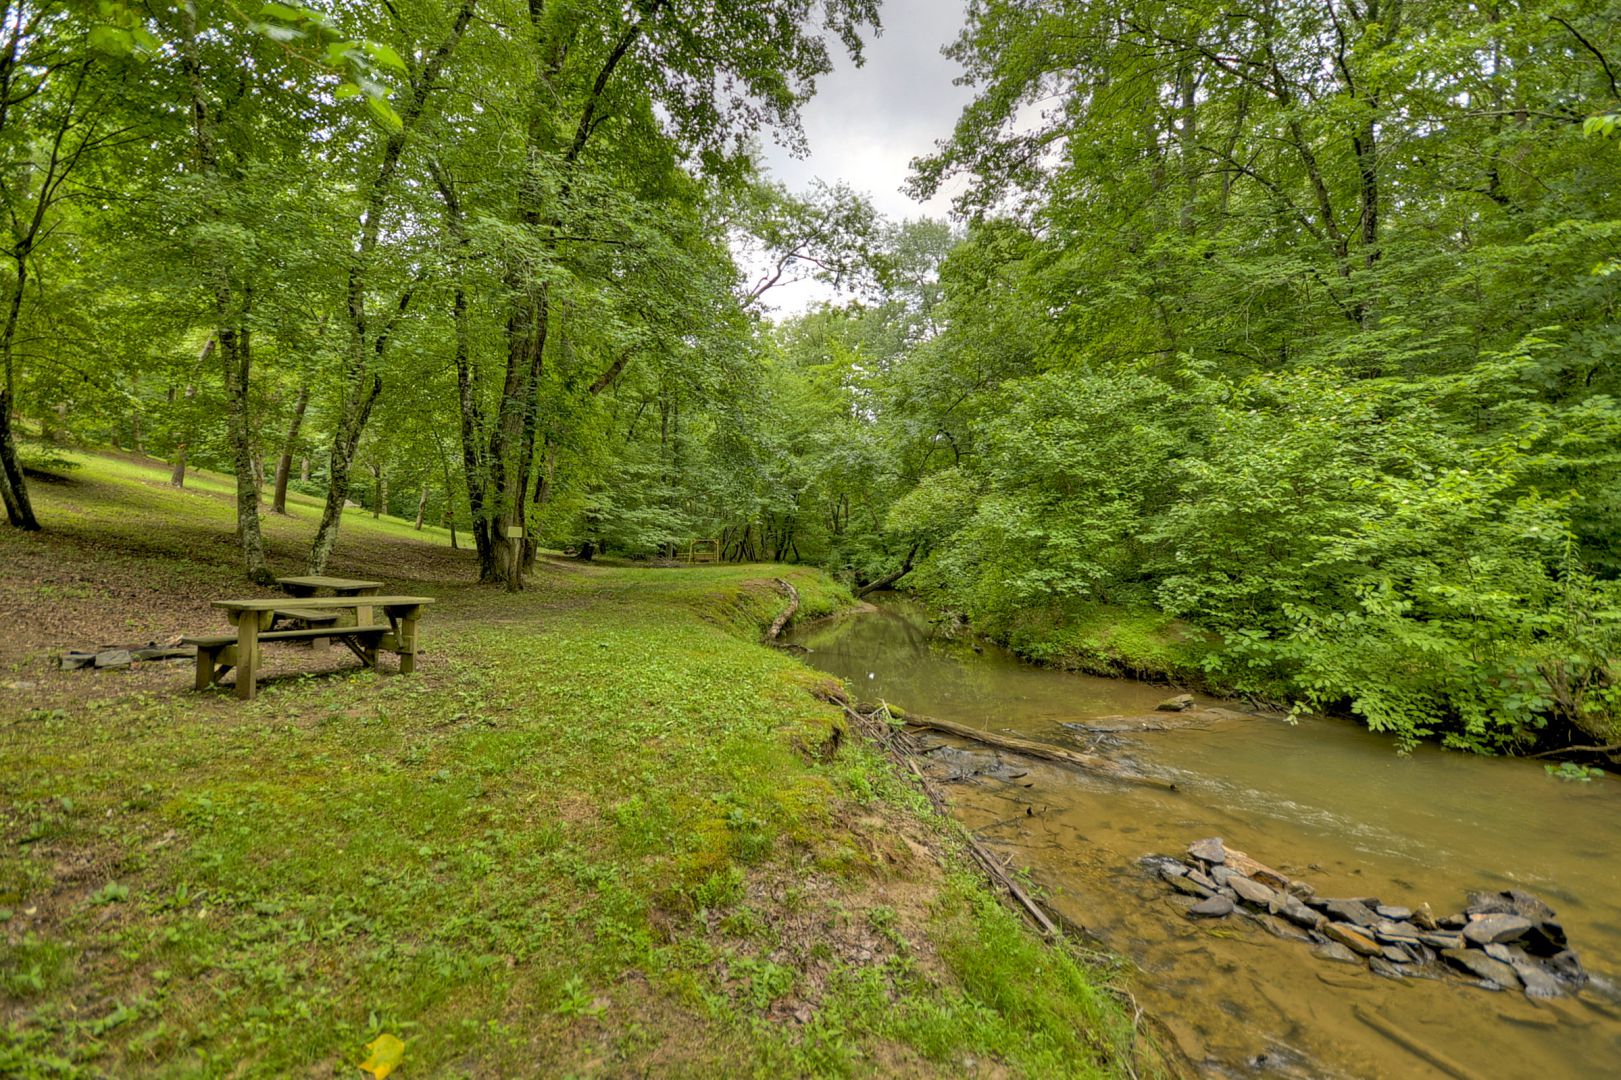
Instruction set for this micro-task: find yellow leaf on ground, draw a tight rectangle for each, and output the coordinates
[359,1033,405,1079]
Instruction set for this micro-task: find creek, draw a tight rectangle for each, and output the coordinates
[788,596,1621,1079]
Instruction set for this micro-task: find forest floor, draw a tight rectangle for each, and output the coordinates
[0,451,1148,1078]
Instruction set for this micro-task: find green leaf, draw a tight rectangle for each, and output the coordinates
[87,25,132,54]
[364,95,404,134]
[365,42,408,75]
[258,2,305,22]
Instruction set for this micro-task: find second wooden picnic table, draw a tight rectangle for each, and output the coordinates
[272,575,384,636]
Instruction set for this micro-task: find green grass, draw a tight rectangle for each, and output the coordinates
[0,453,1142,1077]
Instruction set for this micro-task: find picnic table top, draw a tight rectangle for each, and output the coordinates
[275,575,384,591]
[213,596,436,613]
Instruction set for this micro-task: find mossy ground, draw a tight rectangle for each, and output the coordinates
[0,452,1142,1077]
[976,603,1215,689]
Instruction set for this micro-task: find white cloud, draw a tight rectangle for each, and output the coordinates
[745,0,974,317]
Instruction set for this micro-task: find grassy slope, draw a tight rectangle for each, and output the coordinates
[973,603,1216,690]
[0,453,1138,1078]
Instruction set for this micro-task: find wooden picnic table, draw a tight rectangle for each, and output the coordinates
[185,595,434,700]
[275,575,383,597]
[273,575,385,634]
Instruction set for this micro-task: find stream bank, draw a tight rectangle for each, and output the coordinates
[789,595,1621,1078]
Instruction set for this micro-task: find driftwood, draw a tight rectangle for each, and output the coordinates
[901,712,1178,791]
[766,577,799,641]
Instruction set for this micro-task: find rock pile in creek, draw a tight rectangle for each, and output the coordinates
[1142,838,1587,1000]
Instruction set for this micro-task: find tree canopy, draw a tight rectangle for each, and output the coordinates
[5,0,1621,753]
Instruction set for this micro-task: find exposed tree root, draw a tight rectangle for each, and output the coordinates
[766,577,799,641]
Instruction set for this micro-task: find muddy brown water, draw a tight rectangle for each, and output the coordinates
[788,597,1621,1079]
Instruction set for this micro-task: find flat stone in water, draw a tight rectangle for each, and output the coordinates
[1522,920,1569,955]
[1186,868,1219,892]
[1320,899,1380,928]
[1546,949,1587,985]
[1324,923,1383,957]
[1508,956,1566,1000]
[1253,913,1313,943]
[1270,893,1326,930]
[1484,943,1513,963]
[1463,913,1533,946]
[1467,889,1558,924]
[1442,948,1522,988]
[1311,941,1362,965]
[1419,931,1465,951]
[1372,920,1421,943]
[1412,903,1438,930]
[1166,873,1213,899]
[1368,957,1407,980]
[1229,875,1275,906]
[1381,944,1415,963]
[1139,854,1186,878]
[1157,694,1196,712]
[1187,837,1226,865]
[1223,848,1292,890]
[1188,895,1235,919]
[1375,904,1413,921]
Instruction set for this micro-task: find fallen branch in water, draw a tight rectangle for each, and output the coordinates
[856,543,917,598]
[1529,742,1621,759]
[766,577,799,641]
[900,712,1179,791]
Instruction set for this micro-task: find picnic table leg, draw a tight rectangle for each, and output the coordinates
[350,585,379,629]
[396,613,418,674]
[194,644,216,691]
[234,611,267,701]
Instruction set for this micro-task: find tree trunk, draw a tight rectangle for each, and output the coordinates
[435,181,496,582]
[271,381,309,513]
[0,385,38,530]
[0,250,38,530]
[169,348,207,487]
[307,374,380,573]
[219,321,272,583]
[299,455,309,482]
[306,0,475,575]
[414,480,428,529]
[371,462,382,517]
[130,374,144,454]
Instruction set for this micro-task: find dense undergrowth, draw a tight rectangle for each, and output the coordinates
[0,452,1144,1078]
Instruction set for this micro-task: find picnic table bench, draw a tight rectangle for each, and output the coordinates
[184,595,434,700]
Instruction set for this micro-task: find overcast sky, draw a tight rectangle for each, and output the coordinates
[750,0,974,314]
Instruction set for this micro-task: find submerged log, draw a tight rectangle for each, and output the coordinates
[900,712,1178,791]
